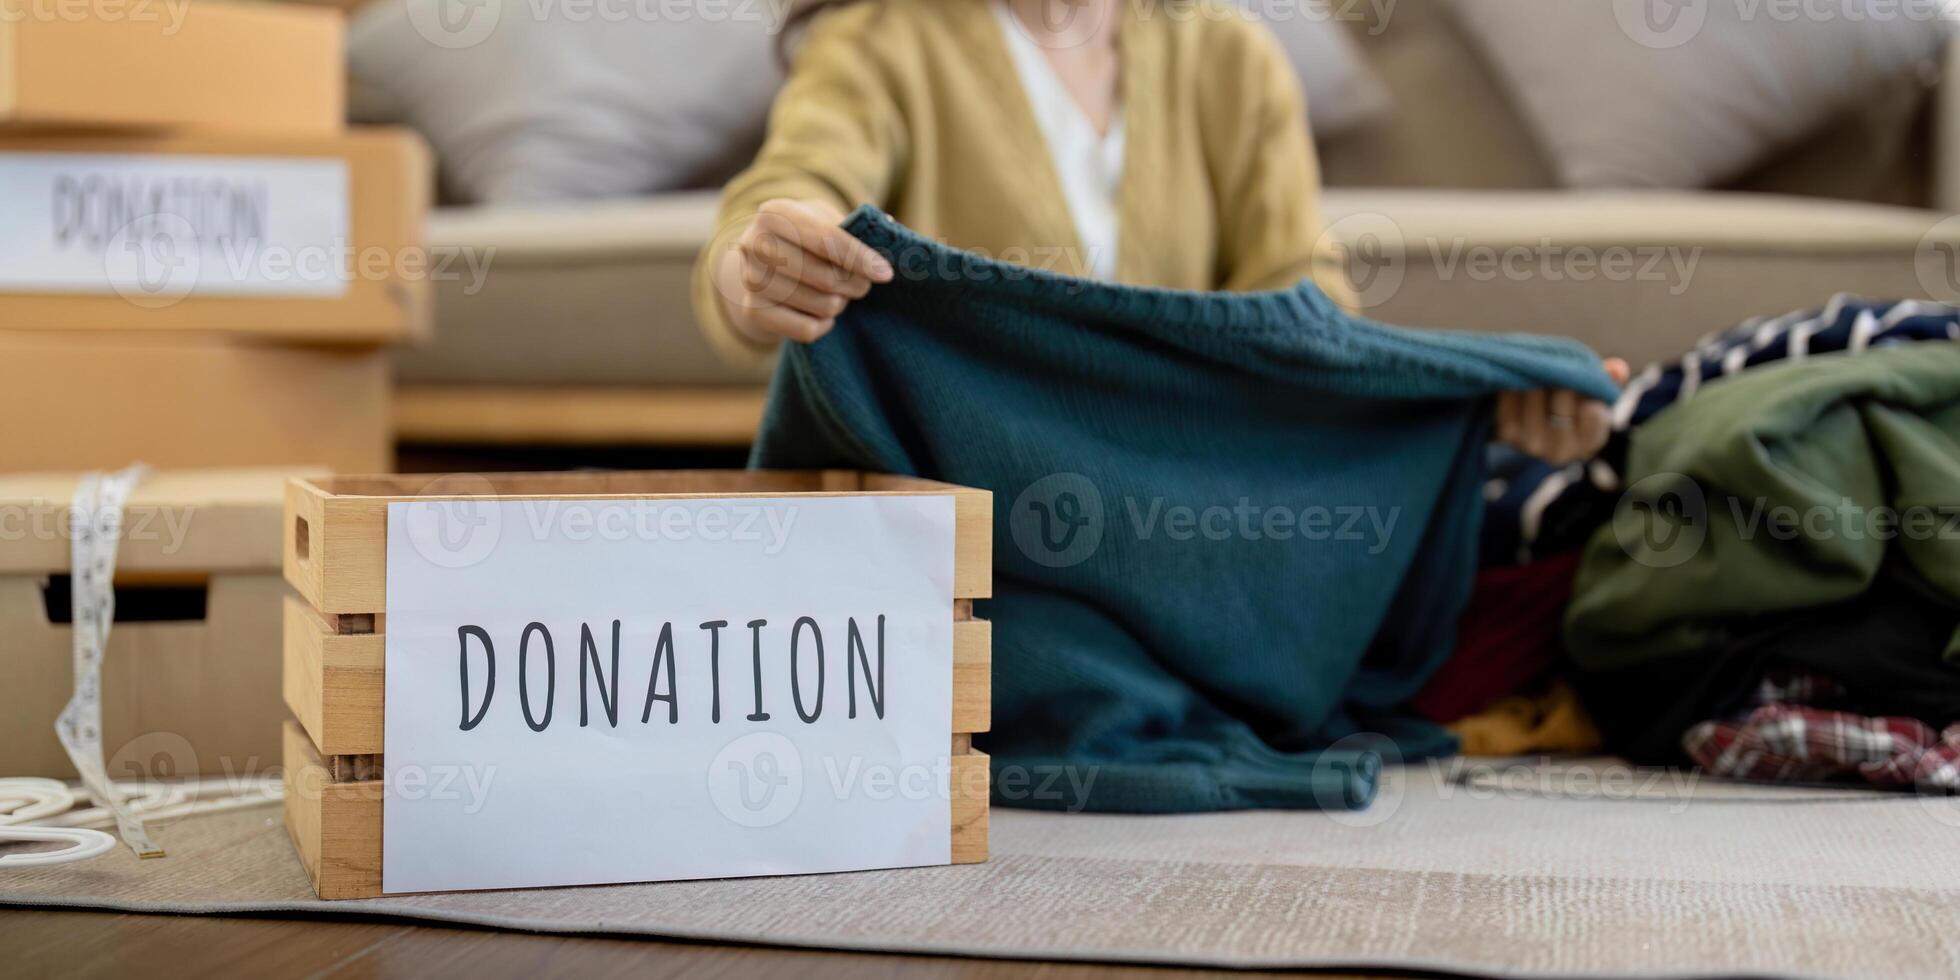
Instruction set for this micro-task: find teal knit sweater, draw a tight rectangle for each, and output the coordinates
[753,207,1619,812]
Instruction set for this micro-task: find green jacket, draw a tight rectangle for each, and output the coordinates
[1567,343,1960,669]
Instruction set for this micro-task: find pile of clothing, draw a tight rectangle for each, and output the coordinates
[754,207,1960,808]
[1433,297,1960,791]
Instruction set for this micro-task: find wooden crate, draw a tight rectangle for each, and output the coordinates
[281,470,991,899]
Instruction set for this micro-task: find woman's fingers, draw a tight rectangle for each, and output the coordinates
[1518,388,1549,459]
[1547,388,1581,463]
[1496,386,1615,466]
[1575,395,1612,459]
[738,300,835,344]
[741,222,874,299]
[1604,357,1631,386]
[741,251,855,318]
[1495,390,1523,448]
[718,197,896,344]
[756,199,894,284]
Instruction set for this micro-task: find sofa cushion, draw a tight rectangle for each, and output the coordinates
[1244,1,1394,137]
[1448,0,1947,190]
[1319,0,1555,189]
[400,192,773,387]
[400,190,1960,389]
[346,1,782,203]
[1320,189,1960,366]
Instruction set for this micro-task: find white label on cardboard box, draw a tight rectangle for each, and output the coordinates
[0,153,351,300]
[382,495,956,894]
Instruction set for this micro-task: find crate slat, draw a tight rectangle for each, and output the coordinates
[283,719,384,901]
[285,470,993,616]
[282,595,385,756]
[283,719,989,899]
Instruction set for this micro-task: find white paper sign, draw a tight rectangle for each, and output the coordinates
[0,153,350,300]
[382,494,955,894]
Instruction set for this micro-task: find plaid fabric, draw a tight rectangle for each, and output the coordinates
[1682,672,1960,791]
[1481,295,1960,565]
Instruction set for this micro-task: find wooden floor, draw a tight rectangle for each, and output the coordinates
[4,910,1374,979]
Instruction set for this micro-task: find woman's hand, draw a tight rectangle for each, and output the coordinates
[712,198,894,345]
[1496,358,1631,466]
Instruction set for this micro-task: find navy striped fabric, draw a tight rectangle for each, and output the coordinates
[1482,296,1960,565]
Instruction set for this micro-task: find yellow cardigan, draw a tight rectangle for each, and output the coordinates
[692,0,1358,366]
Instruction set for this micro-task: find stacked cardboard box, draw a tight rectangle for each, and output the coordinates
[0,3,430,777]
[0,469,308,778]
[0,0,431,474]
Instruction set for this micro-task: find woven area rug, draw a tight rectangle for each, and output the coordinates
[6,758,1960,978]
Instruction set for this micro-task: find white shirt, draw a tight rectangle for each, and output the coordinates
[992,2,1126,280]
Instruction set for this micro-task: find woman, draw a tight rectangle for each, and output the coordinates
[693,0,1623,463]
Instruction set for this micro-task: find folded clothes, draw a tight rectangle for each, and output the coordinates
[1449,681,1602,757]
[752,206,1618,813]
[1684,671,1960,791]
[1483,296,1960,566]
[1564,343,1960,762]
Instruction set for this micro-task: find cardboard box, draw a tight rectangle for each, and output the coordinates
[0,128,431,343]
[0,331,393,475]
[0,0,343,135]
[0,468,318,779]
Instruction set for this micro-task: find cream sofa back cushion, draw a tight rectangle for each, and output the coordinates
[1449,0,1947,189]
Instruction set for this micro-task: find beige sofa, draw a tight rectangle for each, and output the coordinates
[395,2,1960,448]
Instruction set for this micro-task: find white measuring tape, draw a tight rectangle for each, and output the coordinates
[0,465,282,868]
[0,776,280,869]
[54,464,165,858]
